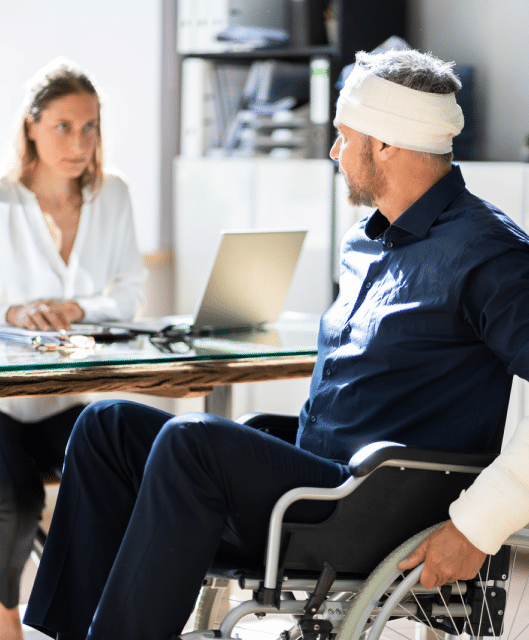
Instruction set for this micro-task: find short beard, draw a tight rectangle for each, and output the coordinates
[345,138,386,208]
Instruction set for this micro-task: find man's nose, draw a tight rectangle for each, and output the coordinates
[329,137,340,161]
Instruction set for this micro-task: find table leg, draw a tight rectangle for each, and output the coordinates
[204,385,233,419]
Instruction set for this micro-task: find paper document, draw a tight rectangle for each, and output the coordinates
[0,324,133,342]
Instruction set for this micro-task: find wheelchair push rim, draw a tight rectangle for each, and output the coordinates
[338,525,529,640]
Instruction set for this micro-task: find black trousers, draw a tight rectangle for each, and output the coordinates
[24,400,350,640]
[0,404,85,608]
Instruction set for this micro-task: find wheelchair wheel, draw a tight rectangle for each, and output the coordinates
[194,579,230,630]
[337,524,529,640]
[194,581,302,640]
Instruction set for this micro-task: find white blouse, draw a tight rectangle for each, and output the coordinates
[0,170,146,422]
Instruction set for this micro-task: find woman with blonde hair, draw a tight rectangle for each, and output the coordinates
[0,58,145,639]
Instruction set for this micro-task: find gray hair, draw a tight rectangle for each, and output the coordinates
[355,49,462,165]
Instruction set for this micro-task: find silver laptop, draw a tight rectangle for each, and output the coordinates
[191,229,307,333]
[102,229,307,336]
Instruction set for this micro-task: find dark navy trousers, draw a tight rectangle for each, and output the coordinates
[24,400,350,640]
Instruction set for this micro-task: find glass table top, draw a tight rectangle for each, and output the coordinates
[0,313,320,373]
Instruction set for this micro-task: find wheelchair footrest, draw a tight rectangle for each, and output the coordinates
[298,561,337,640]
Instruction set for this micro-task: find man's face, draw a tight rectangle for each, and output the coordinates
[330,124,386,208]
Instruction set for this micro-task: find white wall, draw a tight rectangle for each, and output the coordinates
[0,0,162,253]
[408,0,529,162]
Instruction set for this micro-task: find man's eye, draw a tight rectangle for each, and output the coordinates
[84,122,96,132]
[57,123,68,131]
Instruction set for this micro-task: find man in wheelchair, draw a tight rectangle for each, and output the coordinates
[24,49,529,640]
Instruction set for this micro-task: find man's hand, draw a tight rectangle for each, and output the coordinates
[398,520,487,588]
[6,299,85,332]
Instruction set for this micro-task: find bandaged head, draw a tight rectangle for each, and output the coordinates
[335,61,464,154]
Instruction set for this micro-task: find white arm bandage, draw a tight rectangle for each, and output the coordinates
[450,417,529,554]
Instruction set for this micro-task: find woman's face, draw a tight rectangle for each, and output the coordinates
[27,92,99,182]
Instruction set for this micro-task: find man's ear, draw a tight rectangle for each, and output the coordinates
[373,137,397,161]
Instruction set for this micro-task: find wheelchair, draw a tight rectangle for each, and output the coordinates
[179,413,529,640]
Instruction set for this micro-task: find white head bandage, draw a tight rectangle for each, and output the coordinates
[336,63,464,154]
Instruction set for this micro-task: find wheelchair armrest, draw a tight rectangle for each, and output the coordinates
[237,412,299,430]
[349,441,498,477]
[236,412,299,444]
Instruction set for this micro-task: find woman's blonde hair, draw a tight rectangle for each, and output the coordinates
[11,58,104,193]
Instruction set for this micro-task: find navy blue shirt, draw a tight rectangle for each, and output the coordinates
[297,165,529,462]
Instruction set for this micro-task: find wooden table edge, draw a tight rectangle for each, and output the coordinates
[0,354,317,399]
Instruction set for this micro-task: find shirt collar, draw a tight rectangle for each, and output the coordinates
[365,164,467,240]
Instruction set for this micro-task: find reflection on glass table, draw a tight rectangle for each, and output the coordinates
[0,313,320,372]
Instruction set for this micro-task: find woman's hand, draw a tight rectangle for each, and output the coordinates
[6,299,85,332]
[397,519,487,588]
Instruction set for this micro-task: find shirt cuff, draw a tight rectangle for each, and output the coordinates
[73,296,120,324]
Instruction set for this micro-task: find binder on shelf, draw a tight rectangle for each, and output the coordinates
[289,0,328,47]
[181,58,217,156]
[177,0,229,54]
[176,0,195,54]
[309,57,331,158]
[213,64,249,147]
[177,0,291,54]
[309,57,330,125]
[198,0,229,53]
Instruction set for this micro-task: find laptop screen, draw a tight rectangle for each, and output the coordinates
[192,229,307,332]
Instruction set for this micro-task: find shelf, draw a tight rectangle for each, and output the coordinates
[176,0,409,160]
[183,45,338,61]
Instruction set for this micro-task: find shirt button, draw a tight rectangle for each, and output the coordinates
[365,282,372,289]
[310,415,317,423]
[325,368,332,376]
[344,325,351,333]
[386,241,394,248]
